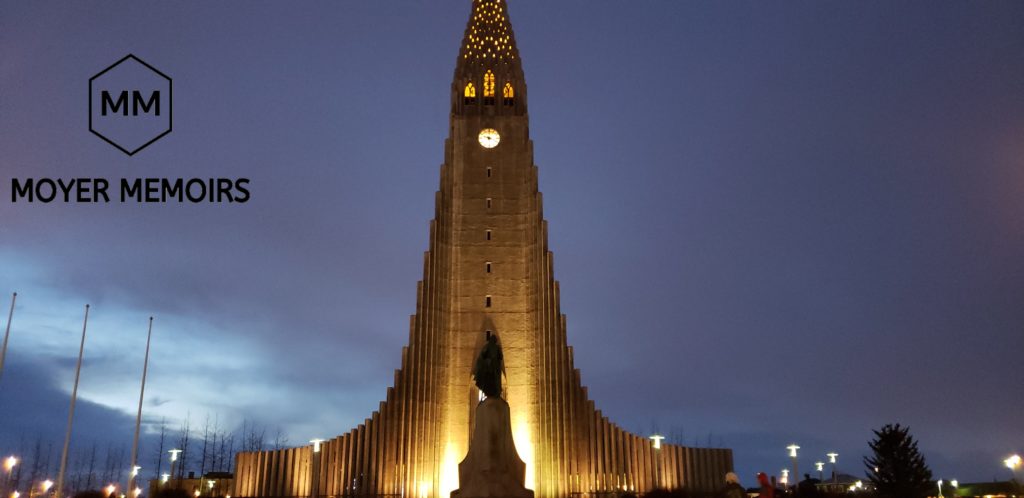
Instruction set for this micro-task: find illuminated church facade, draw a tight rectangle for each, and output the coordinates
[233,1,733,497]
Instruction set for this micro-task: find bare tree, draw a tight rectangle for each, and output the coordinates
[199,415,210,478]
[85,443,98,490]
[176,415,192,480]
[154,418,167,480]
[271,427,289,450]
[240,420,265,453]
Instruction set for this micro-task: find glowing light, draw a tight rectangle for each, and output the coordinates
[207,481,215,490]
[815,462,824,472]
[464,83,476,99]
[417,481,430,498]
[3,456,16,472]
[104,484,116,498]
[787,444,800,458]
[649,434,665,450]
[132,488,142,498]
[161,474,170,484]
[193,491,200,497]
[168,449,182,463]
[131,466,141,477]
[11,491,20,498]
[41,480,54,492]
[1006,454,1022,470]
[512,417,535,490]
[310,439,324,453]
[502,83,514,99]
[483,71,495,97]
[951,480,958,488]
[440,442,459,498]
[827,452,838,464]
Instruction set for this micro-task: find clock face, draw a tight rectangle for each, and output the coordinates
[478,128,500,149]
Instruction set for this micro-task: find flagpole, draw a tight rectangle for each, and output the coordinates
[127,317,154,498]
[0,292,16,382]
[56,304,90,498]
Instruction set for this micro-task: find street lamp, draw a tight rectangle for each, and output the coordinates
[827,452,838,484]
[1006,454,1021,479]
[310,440,325,498]
[41,481,53,497]
[650,435,665,489]
[167,449,182,488]
[104,484,116,498]
[787,444,800,491]
[815,462,824,481]
[3,457,16,474]
[781,469,789,487]
[160,475,169,485]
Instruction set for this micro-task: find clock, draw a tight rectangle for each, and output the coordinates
[478,128,500,149]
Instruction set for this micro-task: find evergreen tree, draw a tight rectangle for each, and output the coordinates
[864,424,934,498]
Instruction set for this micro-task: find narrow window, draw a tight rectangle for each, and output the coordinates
[464,82,477,105]
[503,82,514,106]
[486,197,492,209]
[485,230,492,241]
[486,262,492,273]
[483,71,495,105]
[486,167,492,178]
[485,296,492,308]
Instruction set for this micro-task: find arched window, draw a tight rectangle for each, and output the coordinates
[483,71,495,104]
[502,82,514,106]
[463,82,476,105]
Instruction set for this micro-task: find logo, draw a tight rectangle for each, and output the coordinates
[89,54,172,156]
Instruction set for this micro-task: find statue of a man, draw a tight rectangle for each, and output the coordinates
[473,331,504,399]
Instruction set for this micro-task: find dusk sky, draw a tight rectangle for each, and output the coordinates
[2,0,1023,488]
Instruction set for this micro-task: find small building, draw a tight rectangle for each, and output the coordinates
[149,472,234,498]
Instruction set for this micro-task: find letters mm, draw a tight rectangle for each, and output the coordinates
[89,54,172,156]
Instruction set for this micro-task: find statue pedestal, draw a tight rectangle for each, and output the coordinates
[450,397,534,498]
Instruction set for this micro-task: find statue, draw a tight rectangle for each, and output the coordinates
[452,331,533,498]
[473,331,504,398]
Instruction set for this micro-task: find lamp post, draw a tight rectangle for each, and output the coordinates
[4,456,18,498]
[310,439,324,498]
[650,435,665,489]
[827,453,838,485]
[937,479,943,498]
[786,444,800,492]
[814,462,824,482]
[168,450,182,489]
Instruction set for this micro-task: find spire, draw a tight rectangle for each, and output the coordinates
[453,0,526,115]
[457,0,520,68]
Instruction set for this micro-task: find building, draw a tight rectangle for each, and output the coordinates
[150,472,234,498]
[233,2,733,497]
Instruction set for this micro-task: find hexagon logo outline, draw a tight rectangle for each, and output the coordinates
[88,54,173,156]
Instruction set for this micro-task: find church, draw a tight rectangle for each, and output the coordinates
[233,1,733,497]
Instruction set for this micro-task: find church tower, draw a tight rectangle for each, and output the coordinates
[233,2,733,497]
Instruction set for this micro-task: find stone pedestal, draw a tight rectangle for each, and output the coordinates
[450,397,534,498]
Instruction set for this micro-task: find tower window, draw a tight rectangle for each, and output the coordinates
[483,71,495,105]
[503,82,514,106]
[485,296,492,308]
[485,230,492,241]
[486,262,492,273]
[486,197,492,209]
[486,167,492,178]
[464,82,477,105]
